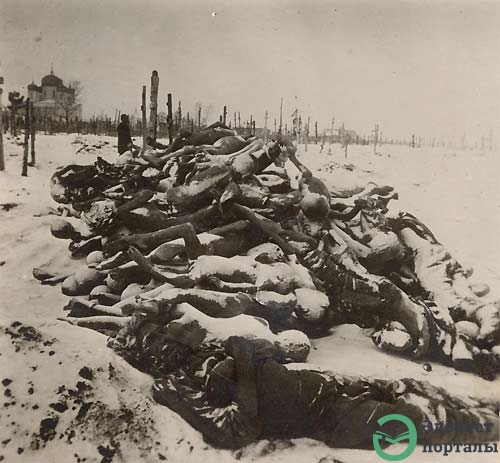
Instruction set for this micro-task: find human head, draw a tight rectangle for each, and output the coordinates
[275,330,311,362]
[246,243,286,264]
[300,192,331,220]
[294,288,329,323]
[111,314,192,374]
[121,114,129,123]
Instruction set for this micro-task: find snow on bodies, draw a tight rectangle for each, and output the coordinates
[399,226,500,344]
[43,128,500,390]
[150,302,311,362]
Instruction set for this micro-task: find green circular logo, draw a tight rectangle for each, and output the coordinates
[373,414,417,461]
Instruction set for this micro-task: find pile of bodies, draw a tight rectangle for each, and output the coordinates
[36,122,500,449]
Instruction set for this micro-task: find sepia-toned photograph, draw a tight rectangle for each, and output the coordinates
[0,1,499,462]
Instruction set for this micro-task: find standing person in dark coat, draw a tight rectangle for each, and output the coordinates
[117,114,134,155]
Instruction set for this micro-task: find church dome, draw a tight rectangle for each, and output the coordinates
[28,82,41,91]
[41,70,63,87]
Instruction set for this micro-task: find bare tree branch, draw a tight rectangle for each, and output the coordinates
[54,80,82,123]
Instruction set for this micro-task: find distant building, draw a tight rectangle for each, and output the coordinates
[27,68,82,121]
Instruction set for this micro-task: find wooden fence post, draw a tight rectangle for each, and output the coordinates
[305,116,310,152]
[279,97,283,134]
[167,93,173,144]
[150,70,159,141]
[22,98,30,176]
[30,101,35,165]
[141,86,147,153]
[0,86,5,172]
[223,106,227,125]
[264,110,268,142]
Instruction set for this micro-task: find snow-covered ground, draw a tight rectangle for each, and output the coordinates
[0,134,498,463]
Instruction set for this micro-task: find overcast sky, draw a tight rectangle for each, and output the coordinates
[1,0,499,141]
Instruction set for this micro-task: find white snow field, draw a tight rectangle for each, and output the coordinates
[0,133,498,462]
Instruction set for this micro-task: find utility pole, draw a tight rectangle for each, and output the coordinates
[274,118,277,135]
[330,116,335,139]
[314,121,318,144]
[198,106,202,129]
[0,76,5,171]
[238,112,241,131]
[223,105,227,125]
[233,112,237,132]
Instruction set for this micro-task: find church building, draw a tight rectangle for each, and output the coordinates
[27,69,82,121]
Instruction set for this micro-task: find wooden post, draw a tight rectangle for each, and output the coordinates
[250,115,253,135]
[167,93,173,144]
[264,110,268,142]
[233,112,237,132]
[149,70,159,141]
[223,106,227,125]
[279,97,283,134]
[411,134,415,148]
[305,116,310,152]
[297,114,302,145]
[238,112,241,131]
[10,100,17,137]
[198,107,202,129]
[330,116,334,140]
[141,86,147,153]
[0,82,5,171]
[274,118,277,135]
[314,121,318,144]
[22,98,30,176]
[373,124,379,154]
[30,101,35,165]
[252,120,256,136]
